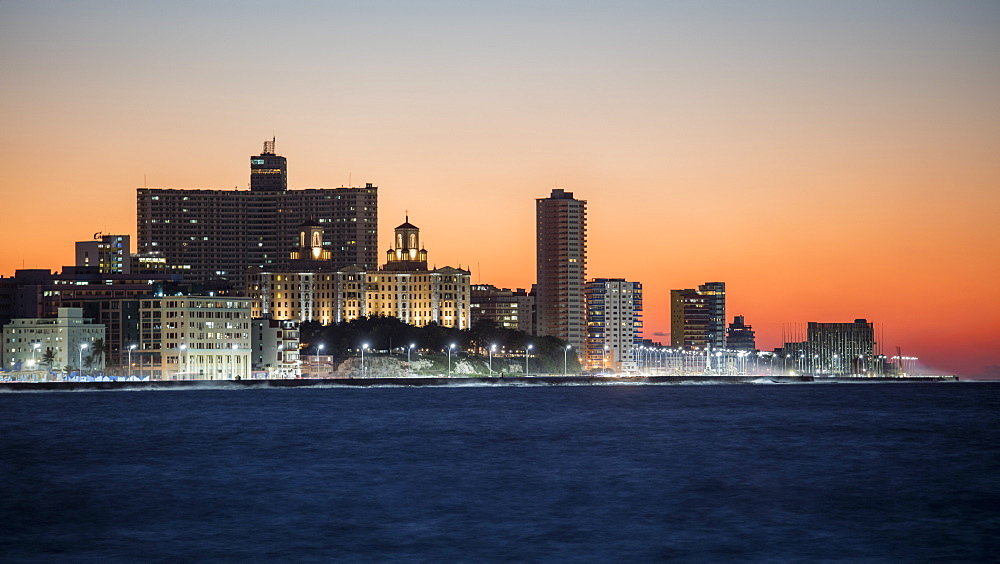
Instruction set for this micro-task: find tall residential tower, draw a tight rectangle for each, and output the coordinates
[536,188,587,353]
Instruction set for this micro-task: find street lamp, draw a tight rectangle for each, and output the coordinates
[128,344,137,378]
[407,343,415,373]
[31,342,40,366]
[447,343,456,376]
[232,343,239,380]
[361,343,369,378]
[603,345,609,374]
[179,344,187,377]
[489,344,496,374]
[79,343,88,374]
[563,345,571,376]
[524,344,533,375]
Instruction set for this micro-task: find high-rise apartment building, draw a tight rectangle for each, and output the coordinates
[136,141,378,286]
[536,189,587,353]
[670,282,726,350]
[585,278,642,373]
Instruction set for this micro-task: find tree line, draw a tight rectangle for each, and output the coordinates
[299,317,581,373]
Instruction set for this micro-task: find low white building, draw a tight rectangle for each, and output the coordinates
[251,318,300,378]
[3,307,105,372]
[136,296,251,380]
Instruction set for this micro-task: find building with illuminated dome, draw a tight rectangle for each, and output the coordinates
[247,217,471,329]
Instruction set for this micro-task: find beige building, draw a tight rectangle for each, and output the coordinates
[136,296,251,380]
[248,218,471,329]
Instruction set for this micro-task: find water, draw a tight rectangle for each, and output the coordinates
[2,383,998,561]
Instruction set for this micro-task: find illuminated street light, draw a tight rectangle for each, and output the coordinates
[79,343,88,373]
[563,345,571,376]
[525,344,533,375]
[361,343,369,378]
[408,343,416,371]
[128,344,137,378]
[489,344,496,374]
[448,343,456,376]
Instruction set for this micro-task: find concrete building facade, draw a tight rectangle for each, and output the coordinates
[585,278,642,373]
[470,285,533,332]
[251,318,300,378]
[3,307,105,372]
[136,296,251,380]
[670,282,726,351]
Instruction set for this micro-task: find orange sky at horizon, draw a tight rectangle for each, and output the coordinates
[1,1,998,377]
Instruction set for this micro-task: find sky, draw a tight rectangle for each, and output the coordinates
[1,1,998,377]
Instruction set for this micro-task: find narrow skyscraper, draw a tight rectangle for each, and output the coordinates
[536,188,587,353]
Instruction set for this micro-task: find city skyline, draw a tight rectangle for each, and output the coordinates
[1,2,998,377]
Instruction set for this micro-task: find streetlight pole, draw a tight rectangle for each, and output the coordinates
[448,343,455,376]
[232,343,239,380]
[79,343,88,375]
[524,344,533,375]
[179,344,187,378]
[563,345,570,376]
[489,344,496,374]
[408,343,415,371]
[128,344,137,379]
[361,343,368,378]
[31,342,40,366]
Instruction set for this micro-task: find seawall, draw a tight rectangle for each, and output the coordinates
[0,374,958,392]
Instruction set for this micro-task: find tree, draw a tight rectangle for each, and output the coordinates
[40,347,56,370]
[85,339,106,373]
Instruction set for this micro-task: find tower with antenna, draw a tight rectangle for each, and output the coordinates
[250,137,286,192]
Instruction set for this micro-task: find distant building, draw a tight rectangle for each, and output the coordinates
[670,282,726,351]
[726,315,756,351]
[137,140,378,286]
[247,217,471,329]
[251,318,300,378]
[470,284,533,332]
[776,318,878,375]
[76,234,131,274]
[3,307,104,372]
[585,278,642,372]
[536,189,587,354]
[130,252,191,275]
[0,265,207,367]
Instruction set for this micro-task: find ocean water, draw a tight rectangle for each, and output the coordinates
[1,383,998,561]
